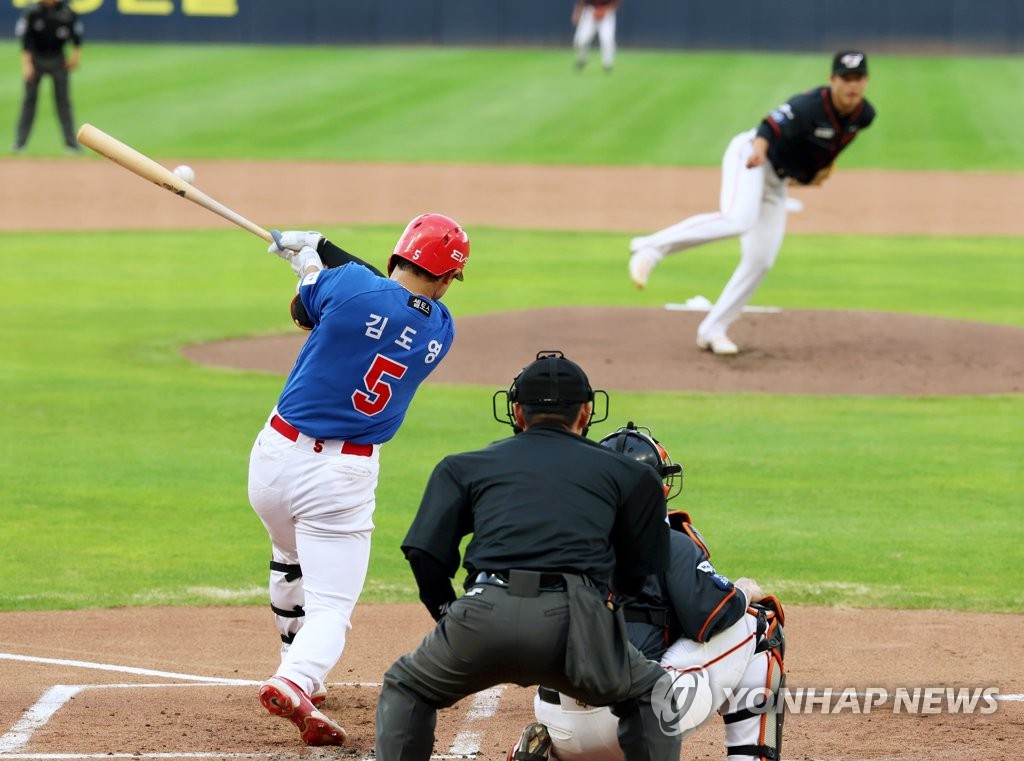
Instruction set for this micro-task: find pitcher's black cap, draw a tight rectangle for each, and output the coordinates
[832,50,868,76]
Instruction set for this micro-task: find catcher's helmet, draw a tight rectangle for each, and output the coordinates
[599,421,683,500]
[388,213,470,280]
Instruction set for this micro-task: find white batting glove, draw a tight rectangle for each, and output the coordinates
[290,245,324,277]
[268,230,323,259]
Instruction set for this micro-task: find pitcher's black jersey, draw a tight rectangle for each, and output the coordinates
[755,86,876,185]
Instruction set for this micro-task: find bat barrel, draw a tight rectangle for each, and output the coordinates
[76,123,274,243]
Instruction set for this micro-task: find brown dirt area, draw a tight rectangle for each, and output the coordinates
[2,157,1022,758]
[1,605,1021,760]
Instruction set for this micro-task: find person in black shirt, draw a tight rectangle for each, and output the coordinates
[13,0,83,154]
[629,50,876,355]
[511,423,786,761]
[374,351,682,761]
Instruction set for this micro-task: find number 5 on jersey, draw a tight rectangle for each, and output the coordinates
[352,354,408,416]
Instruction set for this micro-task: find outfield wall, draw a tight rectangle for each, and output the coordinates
[3,0,1023,53]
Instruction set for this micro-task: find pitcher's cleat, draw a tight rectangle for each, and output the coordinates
[628,246,660,288]
[697,334,739,355]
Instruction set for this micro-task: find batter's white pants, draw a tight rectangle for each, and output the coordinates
[631,129,788,342]
[532,613,770,761]
[247,410,379,698]
[574,7,617,69]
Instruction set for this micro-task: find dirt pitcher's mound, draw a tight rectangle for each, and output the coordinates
[183,307,1024,396]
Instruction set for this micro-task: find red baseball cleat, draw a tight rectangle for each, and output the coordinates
[259,676,346,746]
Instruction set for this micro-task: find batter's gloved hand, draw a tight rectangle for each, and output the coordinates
[268,230,324,259]
[290,245,324,277]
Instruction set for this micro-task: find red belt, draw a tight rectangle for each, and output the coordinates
[270,414,373,457]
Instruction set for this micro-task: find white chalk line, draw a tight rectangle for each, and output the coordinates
[2,651,1019,759]
[0,687,83,754]
[446,685,504,755]
[0,653,251,686]
[0,650,470,758]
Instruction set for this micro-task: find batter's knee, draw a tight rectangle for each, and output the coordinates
[269,560,305,646]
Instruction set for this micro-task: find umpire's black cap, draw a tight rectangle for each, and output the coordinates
[832,50,869,76]
[511,351,593,406]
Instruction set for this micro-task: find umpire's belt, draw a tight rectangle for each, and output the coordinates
[270,414,374,457]
[474,570,567,596]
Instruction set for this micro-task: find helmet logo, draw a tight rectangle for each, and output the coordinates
[412,249,421,260]
[450,250,467,263]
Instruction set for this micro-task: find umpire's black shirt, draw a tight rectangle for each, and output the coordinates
[18,2,83,59]
[402,423,669,591]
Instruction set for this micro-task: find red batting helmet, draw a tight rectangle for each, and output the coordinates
[388,213,470,280]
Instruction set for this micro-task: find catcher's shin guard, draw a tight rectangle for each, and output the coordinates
[269,559,305,650]
[723,601,785,761]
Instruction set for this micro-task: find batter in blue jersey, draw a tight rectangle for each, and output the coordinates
[246,214,471,747]
[277,263,454,444]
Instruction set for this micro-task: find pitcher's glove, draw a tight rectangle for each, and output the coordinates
[809,165,833,186]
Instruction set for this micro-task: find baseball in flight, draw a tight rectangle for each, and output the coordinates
[172,164,195,183]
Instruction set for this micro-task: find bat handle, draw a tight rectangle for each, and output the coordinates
[270,229,284,250]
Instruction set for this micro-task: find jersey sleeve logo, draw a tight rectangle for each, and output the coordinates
[770,103,795,124]
[407,295,433,316]
[696,560,733,590]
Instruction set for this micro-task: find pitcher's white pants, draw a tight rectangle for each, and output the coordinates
[574,7,617,69]
[631,129,788,341]
[532,613,769,761]
[247,411,379,698]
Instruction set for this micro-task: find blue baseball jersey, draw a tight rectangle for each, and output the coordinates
[276,264,454,444]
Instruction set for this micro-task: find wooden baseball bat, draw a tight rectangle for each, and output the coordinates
[76,123,281,246]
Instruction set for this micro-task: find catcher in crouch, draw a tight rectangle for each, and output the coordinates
[510,422,786,761]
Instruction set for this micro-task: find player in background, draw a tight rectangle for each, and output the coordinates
[572,0,621,73]
[248,215,470,746]
[12,0,83,154]
[629,50,876,354]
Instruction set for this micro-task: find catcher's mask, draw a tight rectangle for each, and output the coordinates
[387,212,470,280]
[492,350,609,436]
[599,421,683,500]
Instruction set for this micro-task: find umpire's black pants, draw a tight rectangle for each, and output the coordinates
[375,581,681,760]
[15,54,77,150]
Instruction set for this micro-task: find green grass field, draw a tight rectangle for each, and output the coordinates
[1,45,1021,614]
[3,44,1024,169]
